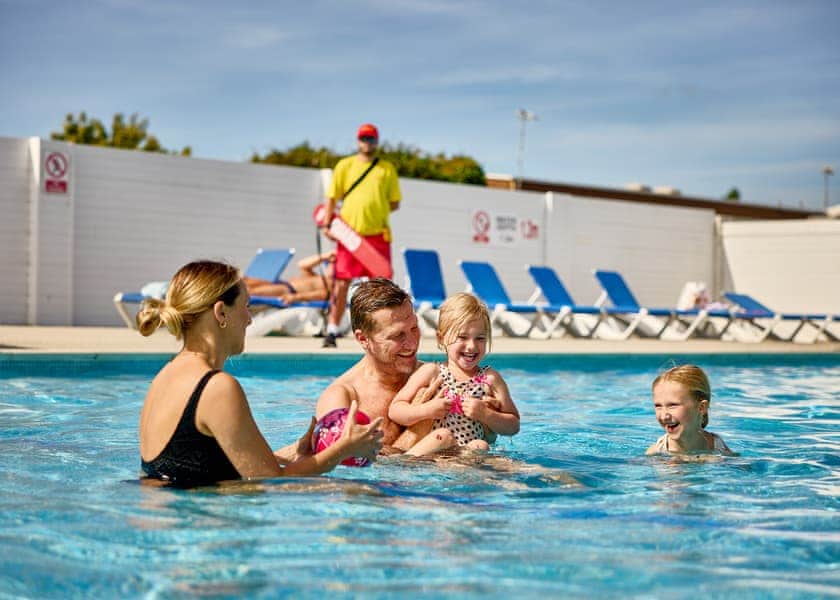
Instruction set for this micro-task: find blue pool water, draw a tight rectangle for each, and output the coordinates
[0,353,838,598]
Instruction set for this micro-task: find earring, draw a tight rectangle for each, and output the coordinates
[220,321,227,329]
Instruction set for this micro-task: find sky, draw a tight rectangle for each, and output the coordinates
[2,0,839,211]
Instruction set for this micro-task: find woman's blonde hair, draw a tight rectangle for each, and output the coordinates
[136,260,241,339]
[653,364,712,428]
[436,292,492,351]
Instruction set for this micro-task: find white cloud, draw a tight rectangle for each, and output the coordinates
[223,25,290,50]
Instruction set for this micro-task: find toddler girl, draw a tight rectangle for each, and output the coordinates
[389,292,520,456]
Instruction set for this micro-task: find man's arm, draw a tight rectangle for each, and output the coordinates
[315,379,355,420]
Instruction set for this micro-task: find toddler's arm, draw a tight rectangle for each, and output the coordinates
[388,364,450,426]
[463,369,520,436]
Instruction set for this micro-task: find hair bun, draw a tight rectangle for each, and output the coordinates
[136,298,165,337]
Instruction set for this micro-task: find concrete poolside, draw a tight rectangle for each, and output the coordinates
[1,325,838,355]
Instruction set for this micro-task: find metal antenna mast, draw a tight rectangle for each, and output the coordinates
[516,108,538,189]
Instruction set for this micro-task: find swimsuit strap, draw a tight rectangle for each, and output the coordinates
[438,363,487,399]
[182,370,221,425]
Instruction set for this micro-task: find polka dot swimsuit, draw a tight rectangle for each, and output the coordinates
[433,363,489,446]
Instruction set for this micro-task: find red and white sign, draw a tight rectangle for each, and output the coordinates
[44,151,70,194]
[472,210,491,243]
[471,209,540,245]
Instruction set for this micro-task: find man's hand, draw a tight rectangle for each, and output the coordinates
[411,374,451,419]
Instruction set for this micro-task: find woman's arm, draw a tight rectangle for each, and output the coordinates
[197,373,285,478]
[297,251,335,277]
[200,375,381,478]
[281,401,383,476]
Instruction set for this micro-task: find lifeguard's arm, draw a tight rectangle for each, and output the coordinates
[465,369,520,436]
[388,365,448,426]
[388,165,401,212]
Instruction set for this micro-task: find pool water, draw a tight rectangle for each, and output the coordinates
[0,353,838,598]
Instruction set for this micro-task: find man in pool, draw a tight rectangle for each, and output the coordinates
[315,278,440,451]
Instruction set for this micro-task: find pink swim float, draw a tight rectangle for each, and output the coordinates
[311,407,372,467]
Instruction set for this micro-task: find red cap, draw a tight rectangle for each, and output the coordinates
[357,123,379,140]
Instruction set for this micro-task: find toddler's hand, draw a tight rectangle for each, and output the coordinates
[426,392,453,420]
[462,395,488,421]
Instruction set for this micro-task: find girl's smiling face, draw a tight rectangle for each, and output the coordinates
[653,379,708,445]
[443,317,488,377]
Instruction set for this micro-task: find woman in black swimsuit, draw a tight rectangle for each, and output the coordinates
[137,260,382,487]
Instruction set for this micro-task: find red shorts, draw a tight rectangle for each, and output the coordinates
[335,234,391,279]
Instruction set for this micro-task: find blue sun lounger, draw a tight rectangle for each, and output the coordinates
[723,292,836,343]
[113,247,296,328]
[593,269,734,340]
[246,295,329,337]
[403,248,448,334]
[460,260,553,337]
[525,265,606,337]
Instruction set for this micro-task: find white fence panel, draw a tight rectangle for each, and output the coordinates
[15,135,831,329]
[70,143,322,325]
[392,179,545,302]
[547,194,716,307]
[721,219,840,313]
[0,137,30,324]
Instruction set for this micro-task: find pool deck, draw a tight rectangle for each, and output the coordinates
[1,325,838,355]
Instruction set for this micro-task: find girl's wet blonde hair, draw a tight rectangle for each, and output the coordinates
[653,364,712,428]
[436,292,492,351]
[136,260,241,340]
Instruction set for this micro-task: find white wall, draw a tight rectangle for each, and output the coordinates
[0,137,29,324]
[391,178,545,302]
[548,193,716,307]
[8,134,824,327]
[69,143,322,325]
[721,219,840,313]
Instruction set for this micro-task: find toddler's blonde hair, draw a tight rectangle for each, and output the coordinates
[436,292,492,351]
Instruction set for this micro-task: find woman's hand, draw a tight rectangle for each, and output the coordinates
[337,401,384,462]
[294,416,317,458]
[273,416,317,465]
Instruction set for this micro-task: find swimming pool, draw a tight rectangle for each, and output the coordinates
[1,353,838,598]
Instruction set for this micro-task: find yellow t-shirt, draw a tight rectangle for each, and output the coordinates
[328,155,401,238]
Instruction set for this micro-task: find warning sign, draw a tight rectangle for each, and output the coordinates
[44,151,69,194]
[471,209,540,246]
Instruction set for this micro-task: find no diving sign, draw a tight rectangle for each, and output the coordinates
[44,151,70,194]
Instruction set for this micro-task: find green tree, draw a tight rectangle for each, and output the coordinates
[252,141,485,185]
[250,142,339,169]
[51,112,191,156]
[724,187,741,202]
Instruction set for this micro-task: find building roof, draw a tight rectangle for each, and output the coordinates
[486,175,820,220]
